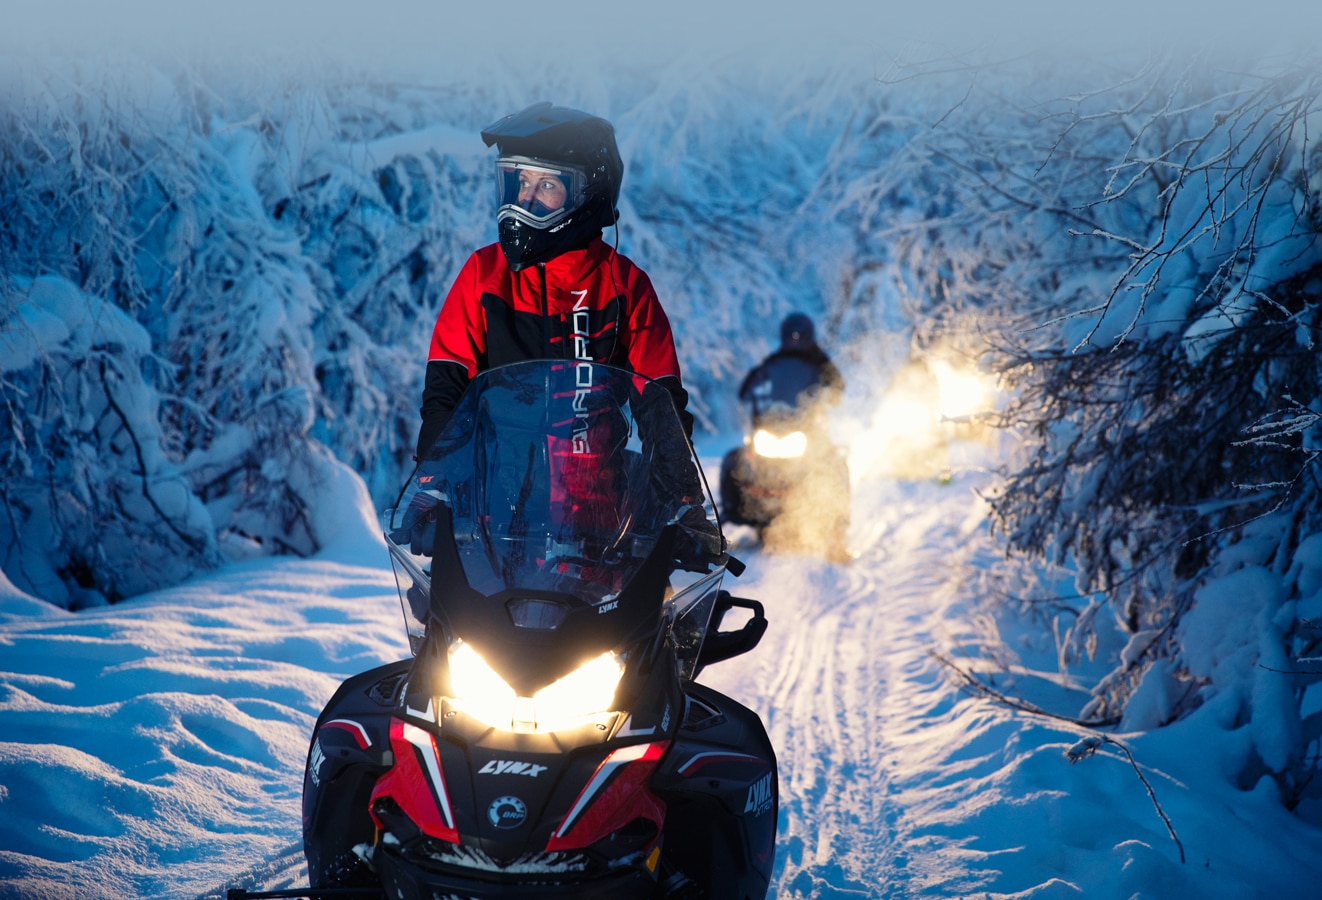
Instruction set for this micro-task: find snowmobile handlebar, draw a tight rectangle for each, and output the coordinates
[694,590,767,676]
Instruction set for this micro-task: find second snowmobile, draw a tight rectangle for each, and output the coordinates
[720,351,850,558]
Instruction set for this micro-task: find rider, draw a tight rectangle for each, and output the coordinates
[720,311,847,534]
[416,101,693,457]
[404,102,716,563]
[738,312,844,420]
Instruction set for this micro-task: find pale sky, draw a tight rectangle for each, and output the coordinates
[2,0,1310,77]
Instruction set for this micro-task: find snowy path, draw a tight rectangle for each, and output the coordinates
[704,475,997,898]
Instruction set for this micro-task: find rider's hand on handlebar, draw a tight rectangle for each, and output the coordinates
[672,501,725,570]
[392,488,447,556]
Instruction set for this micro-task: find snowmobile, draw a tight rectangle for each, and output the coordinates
[232,361,777,900]
[719,354,850,558]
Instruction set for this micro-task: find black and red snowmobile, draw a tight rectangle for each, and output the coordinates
[236,360,777,900]
[719,353,850,559]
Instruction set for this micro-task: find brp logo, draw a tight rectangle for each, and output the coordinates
[487,795,528,830]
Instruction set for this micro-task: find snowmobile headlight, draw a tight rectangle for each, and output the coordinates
[753,428,807,459]
[448,642,624,733]
[533,653,624,732]
[448,642,517,721]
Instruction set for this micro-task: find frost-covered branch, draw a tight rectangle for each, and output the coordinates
[1065,736,1186,864]
[933,649,1122,727]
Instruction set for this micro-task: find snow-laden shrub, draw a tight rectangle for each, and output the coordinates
[855,53,1322,807]
[0,68,493,605]
[0,275,218,606]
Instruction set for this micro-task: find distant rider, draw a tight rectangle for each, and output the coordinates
[737,312,844,422]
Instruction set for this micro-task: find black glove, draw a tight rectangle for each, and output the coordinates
[672,501,725,570]
[391,488,447,556]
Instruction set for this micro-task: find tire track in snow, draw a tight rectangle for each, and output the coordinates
[705,476,990,898]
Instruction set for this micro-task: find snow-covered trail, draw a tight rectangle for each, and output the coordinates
[703,473,998,899]
[0,457,997,900]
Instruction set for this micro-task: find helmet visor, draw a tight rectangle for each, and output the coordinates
[495,156,589,229]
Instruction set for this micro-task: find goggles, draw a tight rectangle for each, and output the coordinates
[495,156,589,229]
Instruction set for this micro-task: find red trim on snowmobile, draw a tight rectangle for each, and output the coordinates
[545,740,668,852]
[676,750,764,776]
[369,719,459,843]
[321,718,372,749]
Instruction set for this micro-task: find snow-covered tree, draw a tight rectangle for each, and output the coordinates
[843,51,1322,806]
[0,67,494,605]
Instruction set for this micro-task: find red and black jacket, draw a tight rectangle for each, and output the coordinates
[417,236,691,458]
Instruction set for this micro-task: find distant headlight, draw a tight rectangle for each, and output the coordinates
[448,642,624,733]
[930,360,997,420]
[753,428,807,459]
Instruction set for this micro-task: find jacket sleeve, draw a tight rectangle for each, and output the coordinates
[737,363,763,401]
[417,359,470,459]
[622,269,693,437]
[417,254,487,459]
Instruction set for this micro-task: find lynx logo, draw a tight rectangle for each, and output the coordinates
[488,795,528,830]
[598,599,619,615]
[308,739,325,786]
[478,759,548,778]
[571,291,593,455]
[744,772,774,817]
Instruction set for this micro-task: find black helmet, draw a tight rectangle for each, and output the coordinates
[480,102,623,271]
[780,312,816,350]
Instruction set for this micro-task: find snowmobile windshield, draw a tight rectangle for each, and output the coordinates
[384,361,724,676]
[494,156,589,229]
[435,361,672,602]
